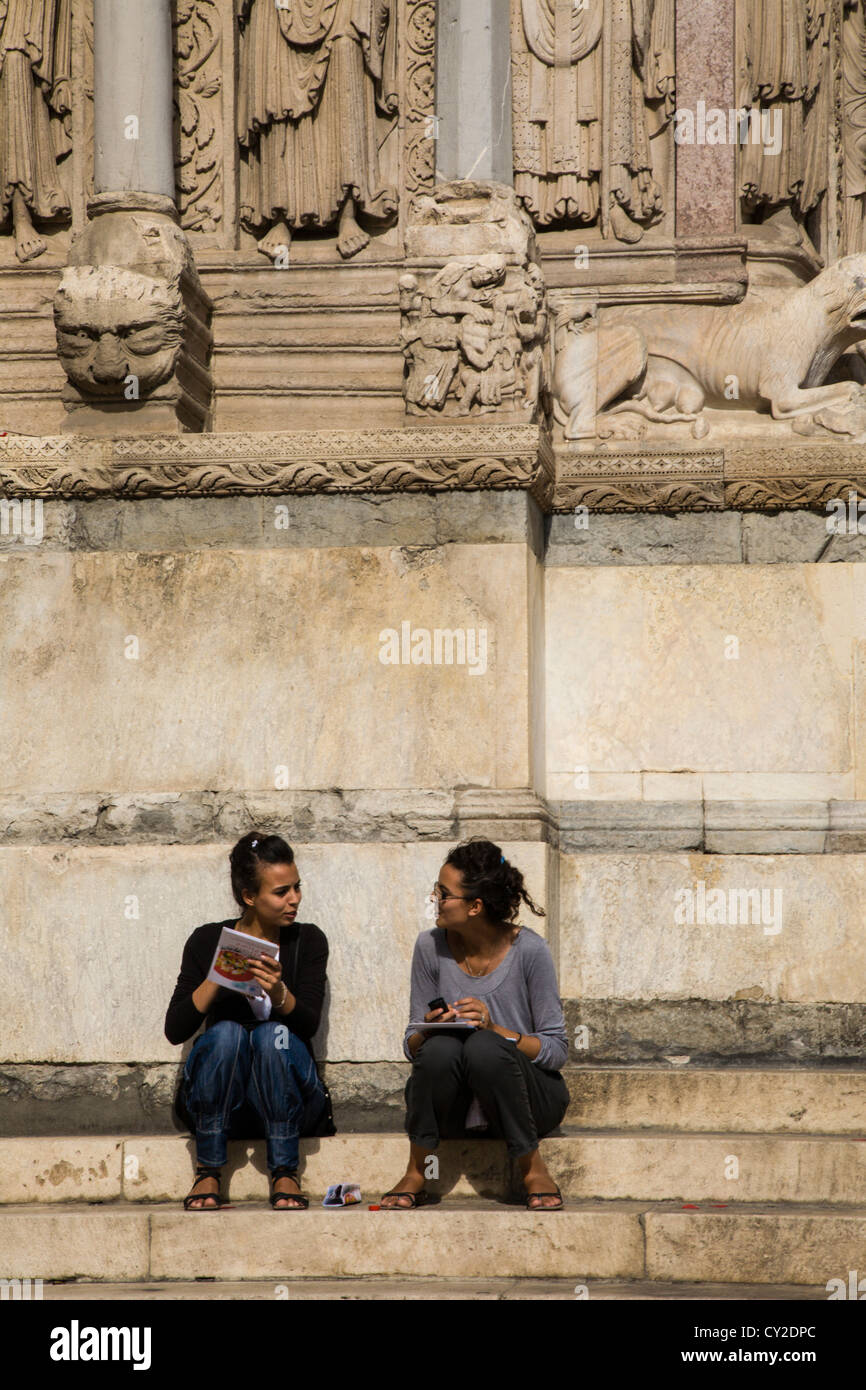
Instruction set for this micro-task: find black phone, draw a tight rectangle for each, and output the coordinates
[428,996,448,1014]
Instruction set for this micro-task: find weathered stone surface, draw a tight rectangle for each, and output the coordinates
[0,1061,409,1134]
[565,1065,866,1133]
[1,545,528,794]
[559,852,866,1006]
[645,1210,866,1286]
[564,999,866,1063]
[0,1139,122,1204]
[52,491,542,555]
[547,509,744,568]
[546,566,853,799]
[36,1277,831,1300]
[0,1210,149,1281]
[6,1062,866,1134]
[149,1206,645,1280]
[10,1132,850,1207]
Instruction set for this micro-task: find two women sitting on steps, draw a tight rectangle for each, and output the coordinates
[164,832,569,1211]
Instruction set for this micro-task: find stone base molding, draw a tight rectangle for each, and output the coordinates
[0,424,553,503]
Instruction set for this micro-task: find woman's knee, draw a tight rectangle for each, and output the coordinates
[187,1020,250,1070]
[462,1028,511,1079]
[413,1035,465,1076]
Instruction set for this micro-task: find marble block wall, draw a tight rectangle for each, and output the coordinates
[3,499,866,1133]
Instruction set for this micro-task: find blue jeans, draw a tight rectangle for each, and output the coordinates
[181,1020,327,1171]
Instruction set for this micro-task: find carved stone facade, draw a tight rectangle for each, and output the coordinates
[4,3,866,488]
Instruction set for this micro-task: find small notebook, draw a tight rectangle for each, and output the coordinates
[409,1020,477,1030]
[207,925,279,998]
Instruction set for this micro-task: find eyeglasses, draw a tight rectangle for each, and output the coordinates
[431,883,472,902]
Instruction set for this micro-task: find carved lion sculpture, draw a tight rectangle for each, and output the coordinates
[585,255,866,437]
[54,266,186,398]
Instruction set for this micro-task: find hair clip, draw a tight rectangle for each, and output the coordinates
[251,838,259,849]
[500,854,505,864]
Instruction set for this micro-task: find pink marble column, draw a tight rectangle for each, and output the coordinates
[675,0,737,238]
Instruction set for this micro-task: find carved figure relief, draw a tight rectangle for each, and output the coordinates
[0,0,73,260]
[561,255,866,441]
[401,254,548,417]
[511,0,674,241]
[736,0,829,254]
[236,0,399,261]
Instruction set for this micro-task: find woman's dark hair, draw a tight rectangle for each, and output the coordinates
[444,838,544,928]
[230,832,295,909]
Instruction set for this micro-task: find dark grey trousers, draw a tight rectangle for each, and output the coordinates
[405,1029,570,1159]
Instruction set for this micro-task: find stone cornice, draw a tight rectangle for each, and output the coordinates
[554,442,866,512]
[0,425,553,504]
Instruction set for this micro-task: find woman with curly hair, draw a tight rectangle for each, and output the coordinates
[381,839,570,1211]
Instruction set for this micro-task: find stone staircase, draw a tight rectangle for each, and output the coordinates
[2,1067,864,1300]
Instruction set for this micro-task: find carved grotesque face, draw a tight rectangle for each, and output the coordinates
[54,267,185,397]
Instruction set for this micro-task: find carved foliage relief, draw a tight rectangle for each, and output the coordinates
[173,0,223,234]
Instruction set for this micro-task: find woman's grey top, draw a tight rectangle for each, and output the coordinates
[403,926,568,1071]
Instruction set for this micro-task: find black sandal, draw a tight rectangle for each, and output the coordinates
[380,1189,428,1209]
[270,1166,309,1210]
[183,1165,229,1211]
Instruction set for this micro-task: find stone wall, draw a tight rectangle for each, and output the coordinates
[3,497,866,1132]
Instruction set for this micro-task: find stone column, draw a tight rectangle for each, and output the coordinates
[435,0,513,183]
[675,0,737,238]
[54,0,213,433]
[93,0,175,199]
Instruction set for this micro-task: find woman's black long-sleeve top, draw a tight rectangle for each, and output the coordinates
[164,919,328,1046]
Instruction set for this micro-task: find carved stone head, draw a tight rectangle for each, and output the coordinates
[54,266,186,397]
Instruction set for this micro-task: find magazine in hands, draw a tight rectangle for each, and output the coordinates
[207,925,279,998]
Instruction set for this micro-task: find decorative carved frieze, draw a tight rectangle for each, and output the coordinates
[555,446,725,511]
[0,424,553,504]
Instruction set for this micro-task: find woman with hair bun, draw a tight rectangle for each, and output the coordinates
[381,838,570,1211]
[165,832,333,1211]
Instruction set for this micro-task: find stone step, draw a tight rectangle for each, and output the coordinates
[4,1131,866,1206]
[33,1278,834,1301]
[1,1202,863,1285]
[563,1066,866,1133]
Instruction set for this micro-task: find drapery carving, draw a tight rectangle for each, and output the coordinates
[511,0,674,241]
[736,0,829,241]
[0,0,73,259]
[236,0,399,260]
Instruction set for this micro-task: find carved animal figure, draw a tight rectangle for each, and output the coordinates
[601,254,866,425]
